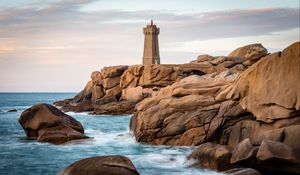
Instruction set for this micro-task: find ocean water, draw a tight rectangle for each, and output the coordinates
[0,93,223,175]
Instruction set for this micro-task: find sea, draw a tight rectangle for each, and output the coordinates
[0,93,223,175]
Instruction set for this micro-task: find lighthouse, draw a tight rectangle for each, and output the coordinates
[142,20,160,65]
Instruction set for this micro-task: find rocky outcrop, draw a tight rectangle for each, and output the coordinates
[227,42,300,123]
[188,42,300,174]
[130,44,270,145]
[54,64,210,115]
[130,75,247,145]
[52,42,299,173]
[189,138,300,175]
[228,43,268,62]
[58,155,140,175]
[93,100,136,115]
[130,42,300,174]
[19,103,88,144]
[121,64,206,89]
[54,44,270,116]
[190,44,268,74]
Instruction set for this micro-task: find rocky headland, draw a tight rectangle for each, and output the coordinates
[130,41,300,175]
[20,41,299,174]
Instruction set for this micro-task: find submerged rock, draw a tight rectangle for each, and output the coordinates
[58,155,140,175]
[19,103,88,144]
[7,109,17,112]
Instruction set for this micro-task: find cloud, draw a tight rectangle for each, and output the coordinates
[0,0,299,91]
[0,44,15,54]
[0,1,298,42]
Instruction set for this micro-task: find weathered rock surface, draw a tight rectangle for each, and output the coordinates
[224,168,262,175]
[228,43,268,61]
[230,138,258,164]
[189,139,300,174]
[58,155,140,175]
[53,42,300,174]
[190,44,268,74]
[228,42,300,123]
[93,101,136,115]
[19,103,88,144]
[130,42,300,174]
[131,75,245,145]
[188,142,234,171]
[54,64,210,115]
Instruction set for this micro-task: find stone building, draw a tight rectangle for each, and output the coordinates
[142,20,160,65]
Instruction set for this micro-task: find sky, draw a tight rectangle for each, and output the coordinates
[0,0,299,92]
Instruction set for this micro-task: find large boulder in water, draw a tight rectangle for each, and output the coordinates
[58,155,140,175]
[19,103,88,144]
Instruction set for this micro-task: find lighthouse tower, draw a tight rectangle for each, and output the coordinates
[142,20,160,65]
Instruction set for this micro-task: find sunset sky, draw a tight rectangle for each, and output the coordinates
[0,0,299,92]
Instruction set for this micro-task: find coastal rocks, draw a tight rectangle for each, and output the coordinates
[19,103,88,144]
[228,42,300,123]
[7,109,17,112]
[220,117,300,148]
[73,80,93,103]
[120,64,207,89]
[188,142,234,171]
[54,65,129,114]
[130,75,245,146]
[91,65,128,101]
[130,42,300,174]
[55,42,269,115]
[189,139,300,175]
[224,168,262,175]
[55,64,210,115]
[230,138,257,164]
[121,86,153,103]
[190,44,268,74]
[54,99,72,107]
[58,155,140,175]
[69,101,94,112]
[228,43,268,61]
[93,100,136,115]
